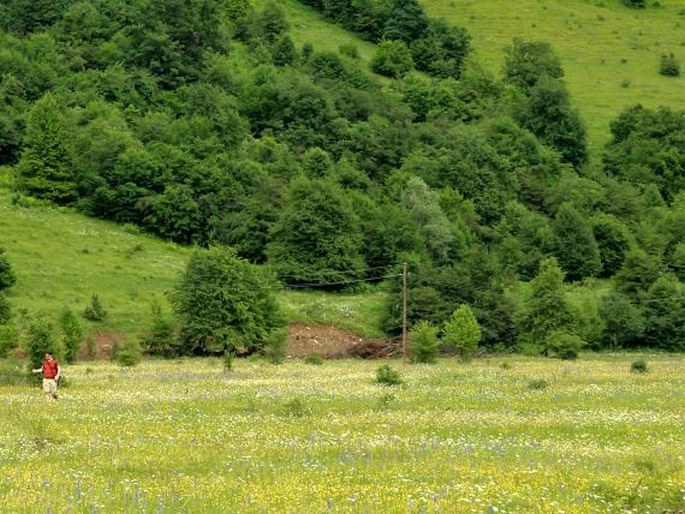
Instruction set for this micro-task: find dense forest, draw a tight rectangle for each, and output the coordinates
[1,0,684,356]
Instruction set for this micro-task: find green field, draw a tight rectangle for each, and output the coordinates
[1,355,683,512]
[420,0,685,150]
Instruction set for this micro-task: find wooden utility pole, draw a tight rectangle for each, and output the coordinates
[402,262,408,362]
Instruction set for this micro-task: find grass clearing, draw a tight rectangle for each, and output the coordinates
[1,354,683,512]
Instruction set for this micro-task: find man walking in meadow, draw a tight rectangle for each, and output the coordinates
[32,352,61,401]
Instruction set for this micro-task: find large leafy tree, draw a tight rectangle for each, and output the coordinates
[16,93,77,204]
[503,38,564,90]
[551,202,601,281]
[171,246,286,355]
[518,257,574,349]
[603,105,685,202]
[267,176,366,286]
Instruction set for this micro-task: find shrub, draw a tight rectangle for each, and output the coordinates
[0,294,11,325]
[83,294,107,322]
[59,309,83,364]
[116,339,142,367]
[442,304,481,361]
[223,351,233,372]
[24,316,62,370]
[282,398,308,417]
[0,324,19,358]
[140,300,178,357]
[528,378,549,390]
[544,331,586,360]
[0,359,29,386]
[622,0,646,7]
[304,352,324,365]
[376,364,402,386]
[659,53,680,77]
[631,359,648,373]
[409,321,440,364]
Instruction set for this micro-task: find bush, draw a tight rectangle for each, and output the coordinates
[116,339,142,367]
[83,294,107,322]
[0,359,29,386]
[0,323,19,358]
[376,364,402,386]
[409,321,440,364]
[659,53,680,77]
[304,352,324,365]
[140,300,178,357]
[622,0,646,7]
[59,309,83,364]
[544,331,586,360]
[631,359,648,373]
[25,316,62,370]
[528,378,549,390]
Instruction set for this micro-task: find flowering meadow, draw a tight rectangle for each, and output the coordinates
[1,355,684,513]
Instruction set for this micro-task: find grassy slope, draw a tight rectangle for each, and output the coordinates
[0,190,190,337]
[0,190,386,340]
[420,0,685,150]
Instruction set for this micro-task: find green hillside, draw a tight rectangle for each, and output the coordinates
[1,0,684,356]
[420,0,685,149]
[0,188,386,341]
[0,189,189,336]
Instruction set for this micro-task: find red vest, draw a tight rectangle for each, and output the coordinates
[42,359,59,379]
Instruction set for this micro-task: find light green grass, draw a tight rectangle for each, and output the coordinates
[1,354,683,512]
[0,190,387,341]
[0,190,190,336]
[421,0,685,150]
[279,288,388,339]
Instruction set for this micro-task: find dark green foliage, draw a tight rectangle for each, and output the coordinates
[442,304,481,361]
[409,320,440,364]
[59,309,83,364]
[410,20,470,79]
[25,316,62,370]
[631,359,648,373]
[551,203,601,281]
[642,276,685,351]
[591,214,631,278]
[267,176,366,285]
[518,258,574,350]
[503,38,564,89]
[273,35,299,67]
[116,338,142,367]
[0,324,19,358]
[376,364,402,386]
[382,0,428,44]
[0,248,16,292]
[83,293,107,322]
[659,53,680,77]
[598,292,645,348]
[370,40,414,78]
[603,105,685,202]
[140,300,178,357]
[622,0,645,7]
[170,246,286,355]
[544,330,585,360]
[514,76,588,168]
[16,93,77,204]
[615,248,662,297]
[304,352,324,365]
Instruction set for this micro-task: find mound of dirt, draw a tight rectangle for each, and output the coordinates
[286,323,366,358]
